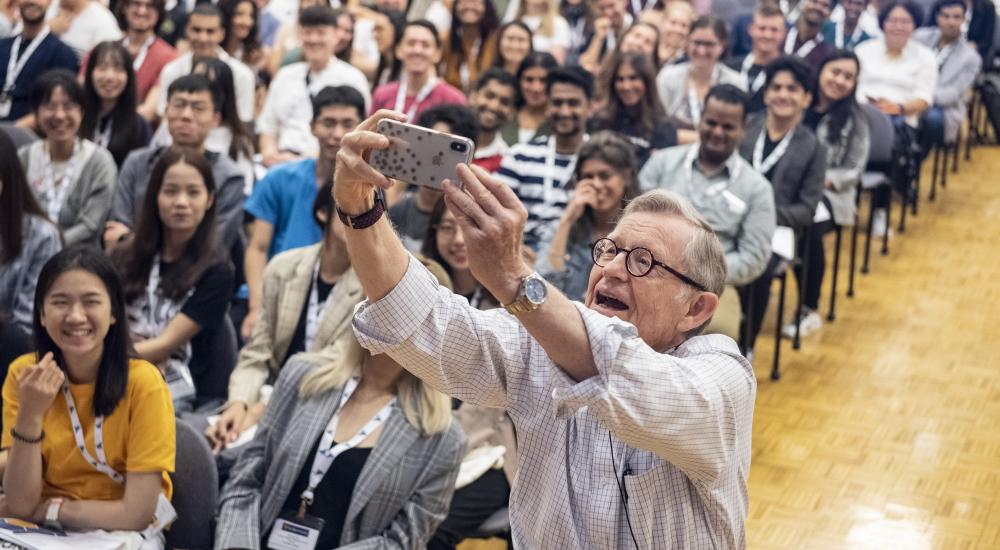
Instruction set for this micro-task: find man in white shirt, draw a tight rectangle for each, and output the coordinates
[47,0,121,60]
[332,109,754,548]
[155,3,255,124]
[257,5,370,168]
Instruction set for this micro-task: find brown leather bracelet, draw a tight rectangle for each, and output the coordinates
[336,191,386,230]
[11,427,44,444]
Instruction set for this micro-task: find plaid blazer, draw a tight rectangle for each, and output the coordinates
[215,356,466,550]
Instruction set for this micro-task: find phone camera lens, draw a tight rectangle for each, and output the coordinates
[451,142,468,153]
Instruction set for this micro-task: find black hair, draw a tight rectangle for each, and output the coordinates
[189,3,223,23]
[33,245,134,417]
[473,67,516,92]
[115,147,222,303]
[299,4,340,27]
[30,70,84,114]
[116,0,167,32]
[167,73,222,113]
[402,20,441,49]
[190,57,253,160]
[416,103,479,142]
[313,179,335,232]
[448,0,499,57]
[690,15,730,58]
[312,85,366,122]
[80,41,147,168]
[878,0,923,28]
[597,51,666,139]
[930,0,967,20]
[421,198,454,279]
[219,0,261,63]
[764,54,815,95]
[514,51,557,108]
[704,84,750,121]
[810,49,861,144]
[0,131,53,264]
[374,8,407,84]
[493,20,534,72]
[545,65,594,99]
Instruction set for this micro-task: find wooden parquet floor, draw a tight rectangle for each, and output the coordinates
[460,146,1000,550]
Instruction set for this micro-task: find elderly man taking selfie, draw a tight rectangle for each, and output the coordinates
[332,110,756,548]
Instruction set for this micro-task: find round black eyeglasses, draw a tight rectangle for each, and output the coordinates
[591,238,708,292]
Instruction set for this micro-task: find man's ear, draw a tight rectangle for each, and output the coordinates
[677,291,719,334]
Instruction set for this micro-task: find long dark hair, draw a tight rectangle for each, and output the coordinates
[80,41,147,167]
[492,20,534,72]
[219,0,261,64]
[514,51,558,109]
[421,198,455,280]
[597,51,666,139]
[374,8,407,86]
[190,57,254,161]
[448,0,499,56]
[810,50,861,145]
[569,131,641,241]
[33,245,134,416]
[0,131,53,264]
[115,147,223,303]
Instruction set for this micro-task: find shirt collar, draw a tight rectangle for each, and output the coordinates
[690,145,741,179]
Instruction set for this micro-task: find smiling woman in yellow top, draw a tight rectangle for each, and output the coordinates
[1,245,175,548]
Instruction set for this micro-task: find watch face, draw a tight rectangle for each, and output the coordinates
[525,277,547,304]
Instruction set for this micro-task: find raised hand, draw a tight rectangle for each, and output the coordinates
[16,352,65,424]
[333,109,408,214]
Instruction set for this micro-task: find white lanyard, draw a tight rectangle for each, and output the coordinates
[393,74,437,120]
[542,135,583,206]
[630,0,656,15]
[834,20,863,49]
[145,254,165,329]
[301,374,395,508]
[3,27,50,94]
[784,28,822,58]
[95,116,112,148]
[741,54,766,95]
[935,41,958,69]
[683,144,742,195]
[780,0,802,22]
[123,35,155,72]
[752,128,794,176]
[62,385,125,484]
[39,140,80,221]
[305,261,335,351]
[687,66,718,125]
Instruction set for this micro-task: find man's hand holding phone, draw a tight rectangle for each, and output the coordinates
[334,109,408,215]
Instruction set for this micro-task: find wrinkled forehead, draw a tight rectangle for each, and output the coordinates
[608,212,693,265]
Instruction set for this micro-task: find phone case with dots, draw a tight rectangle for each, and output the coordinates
[368,119,476,190]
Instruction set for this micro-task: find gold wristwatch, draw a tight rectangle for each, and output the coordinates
[503,272,548,315]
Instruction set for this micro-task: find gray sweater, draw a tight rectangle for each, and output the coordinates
[18,140,117,247]
[639,144,776,286]
[0,215,62,331]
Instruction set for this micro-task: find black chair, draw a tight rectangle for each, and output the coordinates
[850,105,895,298]
[469,506,511,546]
[165,419,219,550]
[0,123,39,149]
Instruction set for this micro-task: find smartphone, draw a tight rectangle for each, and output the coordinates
[369,119,475,189]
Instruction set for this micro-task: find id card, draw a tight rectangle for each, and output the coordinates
[267,511,325,550]
[0,94,11,118]
[140,493,178,540]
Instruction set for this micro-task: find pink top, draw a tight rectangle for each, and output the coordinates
[370,79,467,120]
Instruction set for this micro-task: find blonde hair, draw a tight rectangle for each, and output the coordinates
[516,0,558,39]
[297,333,453,436]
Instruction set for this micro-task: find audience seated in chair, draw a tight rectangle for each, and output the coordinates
[112,147,235,413]
[726,4,787,114]
[467,69,517,173]
[737,55,826,354]
[214,329,465,550]
[2,246,175,549]
[640,84,776,340]
[17,71,117,248]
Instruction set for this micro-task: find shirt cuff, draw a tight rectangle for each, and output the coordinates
[550,303,638,418]
[352,254,440,355]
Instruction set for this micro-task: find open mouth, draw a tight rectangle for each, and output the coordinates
[596,291,629,311]
[63,328,94,338]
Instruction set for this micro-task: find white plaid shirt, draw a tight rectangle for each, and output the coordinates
[353,257,756,549]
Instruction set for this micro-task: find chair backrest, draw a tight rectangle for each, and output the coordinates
[861,104,895,167]
[165,419,219,550]
[0,123,39,149]
[211,316,238,383]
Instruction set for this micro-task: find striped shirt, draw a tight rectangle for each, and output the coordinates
[494,136,579,248]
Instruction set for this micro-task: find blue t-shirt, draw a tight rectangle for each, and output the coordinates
[244,158,324,258]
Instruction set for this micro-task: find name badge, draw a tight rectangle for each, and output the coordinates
[267,511,325,550]
[0,93,12,118]
[140,493,178,540]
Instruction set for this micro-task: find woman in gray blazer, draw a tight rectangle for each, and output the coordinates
[17,71,116,247]
[215,328,466,550]
[784,50,870,339]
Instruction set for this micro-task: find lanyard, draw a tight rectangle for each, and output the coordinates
[38,140,80,221]
[300,374,395,511]
[542,135,584,206]
[4,27,50,94]
[687,66,719,125]
[62,384,125,484]
[95,116,112,148]
[833,20,863,49]
[123,35,155,72]
[935,40,958,70]
[780,0,802,22]
[752,128,794,176]
[393,74,437,119]
[741,54,766,95]
[305,261,335,351]
[784,28,822,58]
[146,254,164,329]
[683,144,742,196]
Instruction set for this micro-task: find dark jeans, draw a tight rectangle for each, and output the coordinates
[427,469,510,550]
[793,199,835,312]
